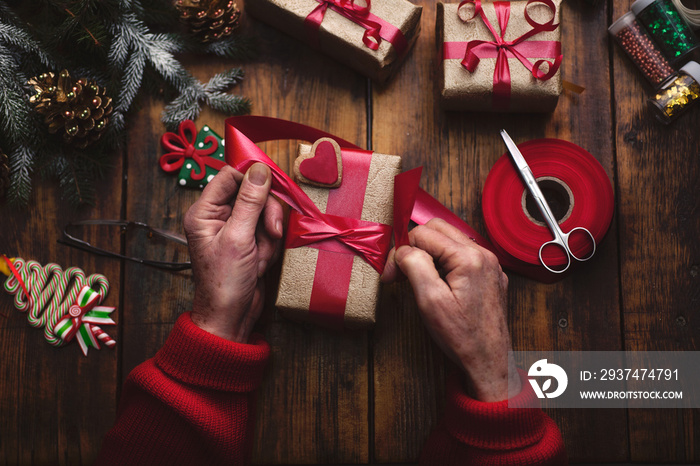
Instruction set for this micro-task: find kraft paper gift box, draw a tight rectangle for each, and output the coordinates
[438,0,564,112]
[275,139,402,329]
[245,0,422,83]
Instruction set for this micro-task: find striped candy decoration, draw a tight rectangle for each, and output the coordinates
[2,256,116,356]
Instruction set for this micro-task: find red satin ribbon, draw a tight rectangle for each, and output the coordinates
[451,0,563,110]
[483,139,614,269]
[160,120,226,181]
[304,0,408,55]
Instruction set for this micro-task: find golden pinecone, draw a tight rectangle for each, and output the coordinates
[28,70,112,149]
[0,148,9,199]
[176,0,241,43]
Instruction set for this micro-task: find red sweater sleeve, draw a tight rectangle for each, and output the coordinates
[96,312,270,466]
[420,370,567,466]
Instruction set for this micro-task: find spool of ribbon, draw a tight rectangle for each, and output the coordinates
[444,0,563,110]
[304,0,408,55]
[224,116,612,283]
[160,120,226,181]
[482,138,614,270]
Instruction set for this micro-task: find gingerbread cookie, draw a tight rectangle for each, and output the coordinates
[293,137,343,188]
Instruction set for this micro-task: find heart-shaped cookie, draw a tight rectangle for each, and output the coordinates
[294,137,343,188]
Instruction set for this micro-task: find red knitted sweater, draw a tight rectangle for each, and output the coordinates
[96,313,567,465]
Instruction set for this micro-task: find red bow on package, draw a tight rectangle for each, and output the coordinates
[160,120,226,181]
[304,0,408,55]
[451,0,563,110]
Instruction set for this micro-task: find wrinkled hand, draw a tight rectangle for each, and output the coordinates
[184,164,283,343]
[382,219,520,402]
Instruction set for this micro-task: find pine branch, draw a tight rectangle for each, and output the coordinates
[115,50,145,113]
[206,93,251,115]
[7,145,34,205]
[161,67,249,129]
[201,35,258,60]
[204,67,245,93]
[161,87,202,130]
[0,6,55,68]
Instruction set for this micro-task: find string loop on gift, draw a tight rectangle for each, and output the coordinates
[304,0,408,54]
[455,0,563,110]
[160,120,226,181]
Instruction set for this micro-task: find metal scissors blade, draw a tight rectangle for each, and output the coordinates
[499,129,596,273]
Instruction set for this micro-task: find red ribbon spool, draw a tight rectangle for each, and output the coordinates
[482,139,614,269]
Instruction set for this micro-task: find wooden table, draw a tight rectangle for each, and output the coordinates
[1,0,699,464]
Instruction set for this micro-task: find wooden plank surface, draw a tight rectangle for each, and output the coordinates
[233,16,372,464]
[2,0,700,464]
[612,0,700,462]
[0,152,123,464]
[372,0,626,462]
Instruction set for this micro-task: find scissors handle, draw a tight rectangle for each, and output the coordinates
[538,227,597,274]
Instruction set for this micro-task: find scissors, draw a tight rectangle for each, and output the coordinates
[500,130,596,273]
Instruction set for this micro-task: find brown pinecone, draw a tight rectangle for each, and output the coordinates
[28,70,112,149]
[176,0,241,43]
[0,148,9,199]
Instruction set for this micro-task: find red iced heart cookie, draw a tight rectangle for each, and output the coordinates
[295,138,343,188]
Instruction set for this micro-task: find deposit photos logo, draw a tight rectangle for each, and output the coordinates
[528,359,568,399]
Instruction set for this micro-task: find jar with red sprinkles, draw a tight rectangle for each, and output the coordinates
[610,12,675,88]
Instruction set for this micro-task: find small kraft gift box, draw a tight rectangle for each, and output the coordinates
[245,0,422,83]
[438,0,564,112]
[275,138,402,329]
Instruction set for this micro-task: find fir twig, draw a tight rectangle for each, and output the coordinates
[162,67,249,130]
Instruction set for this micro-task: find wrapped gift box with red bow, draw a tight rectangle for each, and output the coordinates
[438,0,564,112]
[245,0,422,82]
[275,138,402,329]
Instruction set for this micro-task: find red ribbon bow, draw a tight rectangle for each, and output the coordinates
[304,0,408,55]
[160,120,226,181]
[457,0,563,110]
[286,211,393,272]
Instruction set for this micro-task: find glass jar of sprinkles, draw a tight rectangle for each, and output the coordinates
[648,61,700,123]
[631,0,699,64]
[609,12,675,88]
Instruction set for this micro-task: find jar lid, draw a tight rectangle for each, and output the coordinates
[631,0,656,15]
[680,61,700,83]
[609,12,637,35]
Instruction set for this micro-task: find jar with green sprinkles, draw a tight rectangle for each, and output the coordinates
[631,0,699,64]
[648,61,700,123]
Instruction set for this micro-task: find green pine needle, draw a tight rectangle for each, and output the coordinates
[0,0,255,206]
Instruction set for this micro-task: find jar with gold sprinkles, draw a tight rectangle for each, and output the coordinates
[648,61,700,123]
